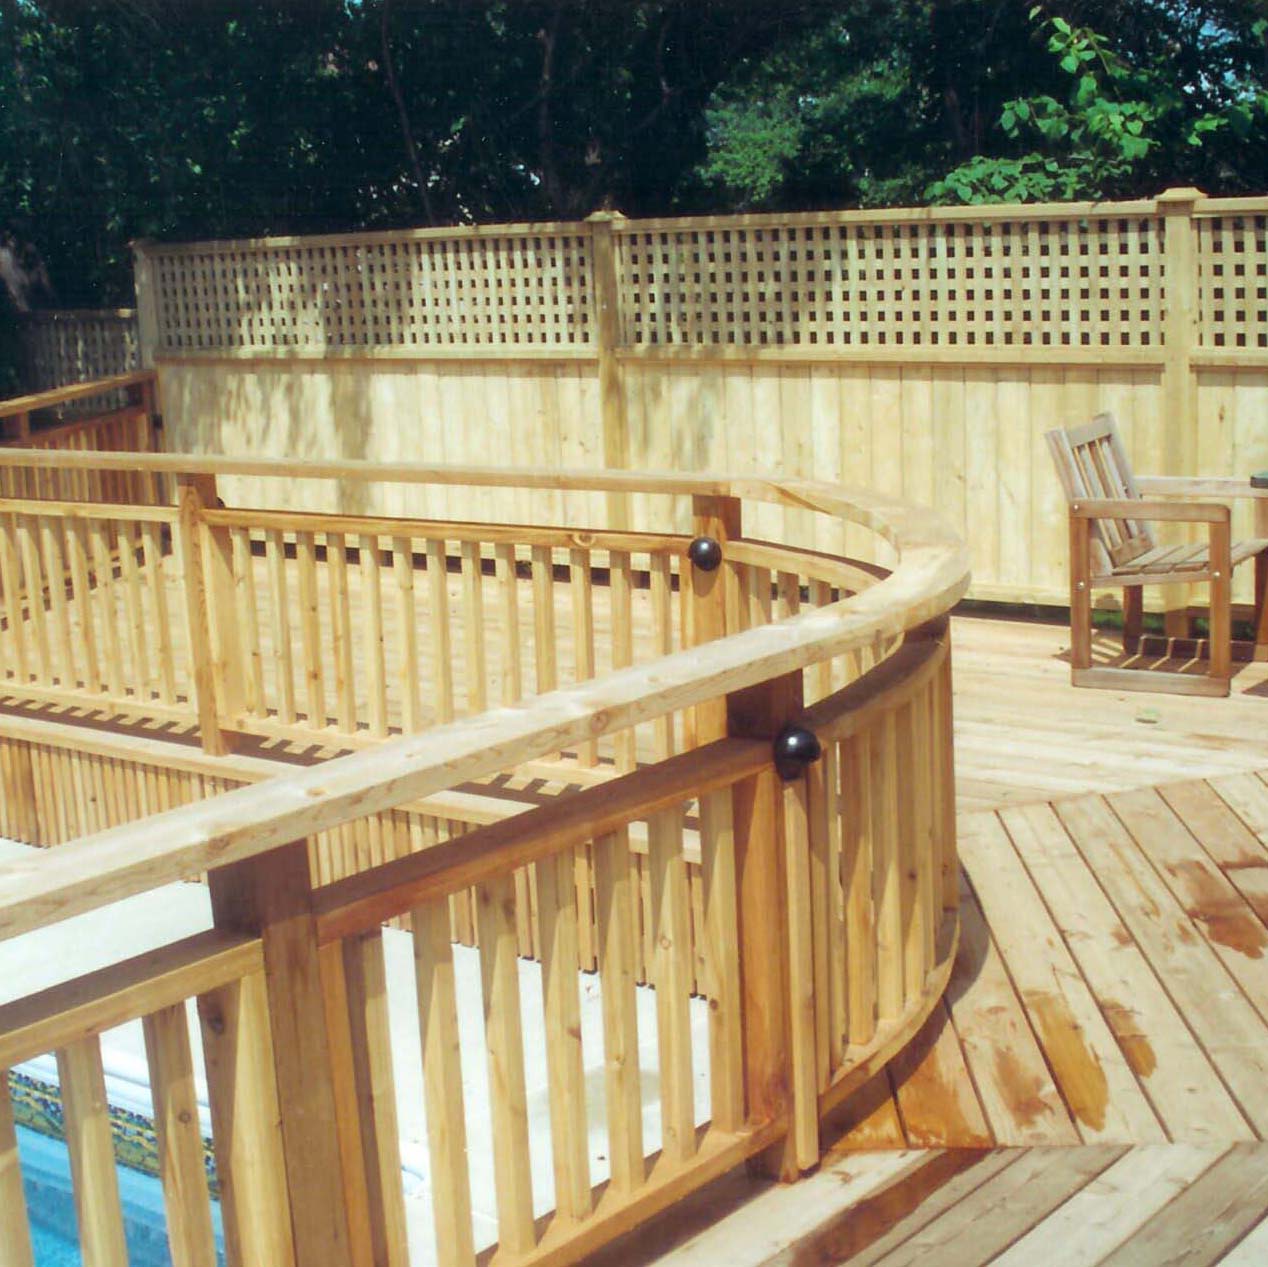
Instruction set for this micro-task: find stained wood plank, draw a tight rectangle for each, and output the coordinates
[944,884,1079,1146]
[887,1002,993,1150]
[1055,795,1268,1136]
[1001,801,1256,1144]
[960,811,1166,1144]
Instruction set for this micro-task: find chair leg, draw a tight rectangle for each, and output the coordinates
[1122,587,1142,654]
[1069,514,1093,676]
[1209,520,1232,694]
[1255,549,1268,649]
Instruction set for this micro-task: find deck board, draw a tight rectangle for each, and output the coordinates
[603,759,1268,1265]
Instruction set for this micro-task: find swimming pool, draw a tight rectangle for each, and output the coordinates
[17,1125,225,1266]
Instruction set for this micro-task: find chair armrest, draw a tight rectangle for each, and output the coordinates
[1070,498,1230,524]
[1136,476,1268,499]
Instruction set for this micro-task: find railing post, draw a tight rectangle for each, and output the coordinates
[728,669,806,1181]
[175,473,244,754]
[131,239,160,370]
[587,210,630,529]
[687,493,742,745]
[0,411,30,443]
[1158,187,1204,636]
[208,844,361,1267]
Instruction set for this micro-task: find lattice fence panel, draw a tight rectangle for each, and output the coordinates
[19,311,139,390]
[1195,213,1268,350]
[614,214,1165,349]
[149,230,595,353]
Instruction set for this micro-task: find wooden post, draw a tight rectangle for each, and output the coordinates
[0,412,30,443]
[688,494,742,745]
[175,473,243,754]
[1158,187,1204,637]
[131,240,161,369]
[209,844,361,1267]
[1069,511,1093,676]
[587,211,630,529]
[728,670,804,1181]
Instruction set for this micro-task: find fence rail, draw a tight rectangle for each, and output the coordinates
[0,431,967,1267]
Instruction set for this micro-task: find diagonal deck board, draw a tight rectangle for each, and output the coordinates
[606,763,1268,1265]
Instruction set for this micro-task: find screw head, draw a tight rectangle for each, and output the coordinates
[773,725,822,781]
[688,535,723,572]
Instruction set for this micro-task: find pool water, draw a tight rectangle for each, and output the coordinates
[18,1125,226,1266]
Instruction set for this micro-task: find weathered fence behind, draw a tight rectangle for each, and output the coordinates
[16,309,140,405]
[136,189,1268,605]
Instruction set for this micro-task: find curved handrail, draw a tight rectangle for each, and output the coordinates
[0,461,969,942]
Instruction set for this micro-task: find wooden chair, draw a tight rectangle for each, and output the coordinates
[1046,413,1268,697]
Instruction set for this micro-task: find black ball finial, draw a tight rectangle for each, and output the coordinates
[1252,471,1268,490]
[687,535,723,572]
[773,725,822,781]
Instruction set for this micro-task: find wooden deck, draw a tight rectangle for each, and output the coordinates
[952,612,1268,811]
[585,756,1268,1264]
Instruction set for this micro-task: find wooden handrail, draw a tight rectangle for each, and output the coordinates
[0,464,965,944]
[0,370,155,420]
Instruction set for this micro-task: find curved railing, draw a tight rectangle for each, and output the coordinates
[0,427,968,1267]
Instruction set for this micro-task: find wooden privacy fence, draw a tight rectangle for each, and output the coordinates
[15,309,140,401]
[0,441,968,1267]
[135,188,1268,609]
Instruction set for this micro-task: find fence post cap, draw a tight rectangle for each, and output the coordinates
[585,209,627,224]
[1155,187,1206,206]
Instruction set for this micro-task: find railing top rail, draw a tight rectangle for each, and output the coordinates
[0,462,968,945]
[0,446,944,545]
[0,370,154,420]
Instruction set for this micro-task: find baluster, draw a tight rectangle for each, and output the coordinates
[531,544,557,694]
[89,521,124,698]
[537,847,592,1219]
[0,1067,35,1267]
[327,532,357,731]
[425,539,454,724]
[648,805,696,1163]
[0,514,30,683]
[198,973,295,1267]
[15,516,50,683]
[359,534,388,738]
[412,899,476,1267]
[392,537,421,732]
[230,528,265,717]
[264,528,296,725]
[461,540,487,715]
[494,541,522,705]
[295,530,326,726]
[140,521,177,704]
[872,710,903,1022]
[474,874,536,1255]
[142,1005,217,1267]
[593,828,645,1192]
[57,1036,128,1266]
[65,518,101,691]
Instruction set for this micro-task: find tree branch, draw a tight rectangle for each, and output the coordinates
[380,0,435,224]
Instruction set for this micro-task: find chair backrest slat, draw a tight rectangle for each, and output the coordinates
[1045,413,1154,572]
